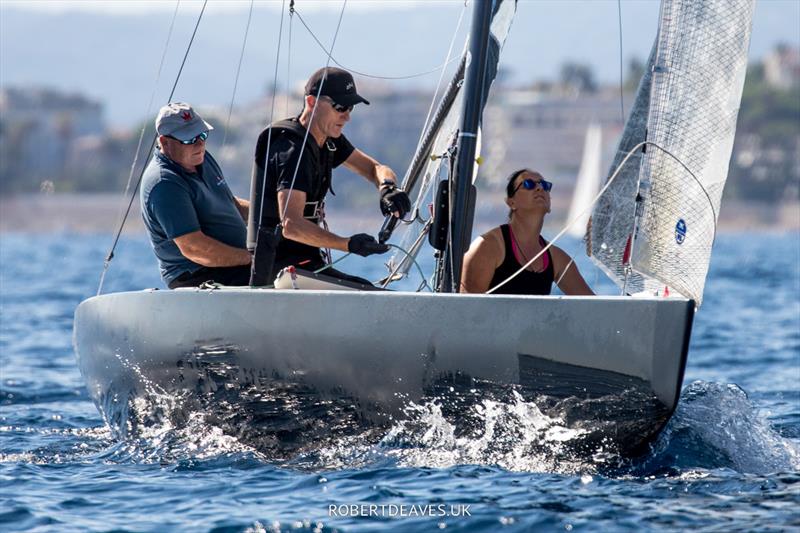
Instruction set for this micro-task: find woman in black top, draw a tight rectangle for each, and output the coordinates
[460,169,594,296]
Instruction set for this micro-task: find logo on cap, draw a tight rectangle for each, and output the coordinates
[346,82,354,91]
[182,111,192,121]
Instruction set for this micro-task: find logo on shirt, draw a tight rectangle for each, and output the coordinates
[182,111,192,121]
[213,174,226,186]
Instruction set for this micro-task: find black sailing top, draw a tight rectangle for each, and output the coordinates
[488,224,555,295]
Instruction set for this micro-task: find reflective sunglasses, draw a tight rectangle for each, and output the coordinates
[322,96,353,114]
[170,131,208,145]
[512,177,553,195]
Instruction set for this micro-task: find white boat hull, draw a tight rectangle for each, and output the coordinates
[73,289,693,455]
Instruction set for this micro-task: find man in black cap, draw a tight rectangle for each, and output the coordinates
[249,67,410,285]
[141,102,251,288]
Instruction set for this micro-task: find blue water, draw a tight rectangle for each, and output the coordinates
[1,231,799,532]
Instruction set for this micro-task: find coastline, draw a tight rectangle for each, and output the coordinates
[1,192,798,235]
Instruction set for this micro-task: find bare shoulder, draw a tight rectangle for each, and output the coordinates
[466,226,505,267]
[549,243,571,267]
[483,226,505,253]
[549,244,570,261]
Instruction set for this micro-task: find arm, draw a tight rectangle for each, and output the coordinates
[343,148,397,187]
[460,230,504,293]
[234,196,249,221]
[147,180,250,268]
[174,230,251,267]
[551,246,594,296]
[278,188,350,252]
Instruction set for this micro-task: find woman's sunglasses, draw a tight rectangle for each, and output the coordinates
[512,177,553,195]
[170,131,209,145]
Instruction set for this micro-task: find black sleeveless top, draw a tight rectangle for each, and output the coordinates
[489,224,554,295]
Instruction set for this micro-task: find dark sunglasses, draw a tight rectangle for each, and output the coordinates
[512,177,553,195]
[170,131,208,145]
[322,96,353,114]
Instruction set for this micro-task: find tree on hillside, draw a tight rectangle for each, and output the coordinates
[559,62,597,94]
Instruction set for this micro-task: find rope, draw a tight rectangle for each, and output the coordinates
[279,0,348,223]
[486,141,716,294]
[97,0,207,296]
[406,2,467,185]
[555,257,574,286]
[617,0,625,124]
[313,251,351,274]
[380,219,433,289]
[285,1,294,117]
[292,7,461,80]
[389,243,433,292]
[311,243,431,292]
[252,0,288,267]
[221,0,255,148]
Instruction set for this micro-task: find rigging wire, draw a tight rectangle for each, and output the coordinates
[285,1,294,116]
[617,0,625,124]
[253,0,289,264]
[221,0,255,148]
[406,3,467,184]
[387,243,432,291]
[380,219,433,289]
[292,7,461,80]
[312,244,431,292]
[279,0,348,223]
[382,2,466,282]
[486,141,717,294]
[97,0,207,296]
[100,0,181,295]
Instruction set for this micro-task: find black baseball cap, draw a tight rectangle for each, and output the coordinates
[304,67,370,107]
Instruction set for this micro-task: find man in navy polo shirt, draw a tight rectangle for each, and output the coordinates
[141,102,251,288]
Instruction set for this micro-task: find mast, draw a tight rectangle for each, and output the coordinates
[378,55,467,244]
[440,0,493,293]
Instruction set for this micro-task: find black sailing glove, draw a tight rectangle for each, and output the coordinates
[348,233,390,257]
[379,183,411,218]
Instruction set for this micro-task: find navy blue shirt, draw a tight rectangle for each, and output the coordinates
[140,149,247,285]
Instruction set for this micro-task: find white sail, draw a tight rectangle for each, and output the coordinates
[591,0,753,305]
[387,0,515,283]
[567,123,602,238]
[632,0,754,305]
[589,43,660,296]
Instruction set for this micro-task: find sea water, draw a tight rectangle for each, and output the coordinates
[1,231,798,532]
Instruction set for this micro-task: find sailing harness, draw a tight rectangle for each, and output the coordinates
[248,118,338,286]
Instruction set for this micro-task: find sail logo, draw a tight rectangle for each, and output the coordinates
[675,219,687,244]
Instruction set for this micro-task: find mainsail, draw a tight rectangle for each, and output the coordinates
[385,0,516,284]
[590,0,754,305]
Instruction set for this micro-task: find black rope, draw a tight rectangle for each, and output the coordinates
[97,1,208,296]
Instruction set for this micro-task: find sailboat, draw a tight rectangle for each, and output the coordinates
[566,123,602,238]
[73,0,755,456]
